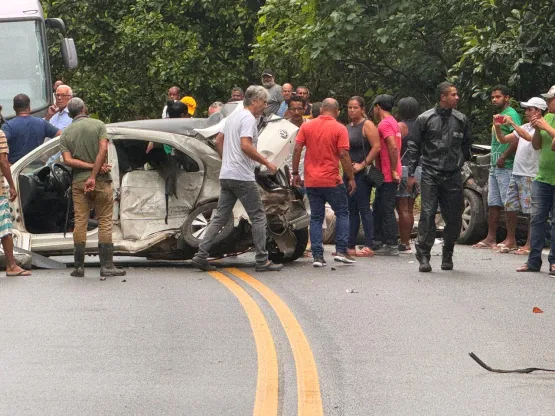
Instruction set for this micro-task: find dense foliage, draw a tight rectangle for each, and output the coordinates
[44,0,555,140]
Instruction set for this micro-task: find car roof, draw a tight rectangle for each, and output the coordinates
[108,114,225,137]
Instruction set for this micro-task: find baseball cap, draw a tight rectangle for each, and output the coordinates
[180,96,197,115]
[540,85,555,99]
[262,68,274,77]
[520,97,547,110]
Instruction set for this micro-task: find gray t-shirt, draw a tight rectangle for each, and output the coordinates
[265,84,283,115]
[219,109,258,181]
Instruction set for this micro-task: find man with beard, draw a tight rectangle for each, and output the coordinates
[406,82,472,272]
[473,85,521,250]
[261,69,283,116]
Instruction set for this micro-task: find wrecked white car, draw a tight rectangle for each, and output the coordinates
[9,102,309,266]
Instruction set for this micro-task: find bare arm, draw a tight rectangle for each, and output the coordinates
[493,124,517,144]
[240,137,276,172]
[292,142,303,173]
[90,139,109,180]
[532,128,543,150]
[362,120,381,165]
[215,133,224,158]
[385,135,399,172]
[0,153,14,189]
[62,151,95,170]
[339,149,354,181]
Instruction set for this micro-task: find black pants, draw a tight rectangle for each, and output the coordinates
[416,170,464,258]
[373,182,398,246]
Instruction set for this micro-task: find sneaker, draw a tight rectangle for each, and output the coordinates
[398,244,413,254]
[373,245,400,256]
[334,252,357,264]
[192,255,216,271]
[313,256,327,267]
[255,260,284,272]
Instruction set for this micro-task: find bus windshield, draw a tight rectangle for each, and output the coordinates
[0,20,49,119]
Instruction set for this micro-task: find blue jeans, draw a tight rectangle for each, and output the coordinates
[306,185,349,257]
[526,180,555,270]
[344,171,373,248]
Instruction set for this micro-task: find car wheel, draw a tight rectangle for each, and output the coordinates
[181,202,234,248]
[268,228,309,264]
[457,189,486,245]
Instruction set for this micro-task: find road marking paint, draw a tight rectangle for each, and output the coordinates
[208,271,278,416]
[226,268,323,416]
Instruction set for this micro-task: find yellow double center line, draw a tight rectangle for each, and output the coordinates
[208,268,323,416]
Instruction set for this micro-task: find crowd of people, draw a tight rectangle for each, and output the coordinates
[192,68,555,276]
[0,69,554,277]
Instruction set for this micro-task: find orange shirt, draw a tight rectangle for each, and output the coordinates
[296,115,350,187]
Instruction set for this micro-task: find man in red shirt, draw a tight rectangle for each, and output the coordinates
[372,94,402,256]
[292,98,356,266]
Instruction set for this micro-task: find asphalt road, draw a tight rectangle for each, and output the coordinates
[1,244,555,415]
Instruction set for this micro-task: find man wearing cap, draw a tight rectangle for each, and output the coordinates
[517,86,555,275]
[406,82,472,272]
[473,84,522,250]
[261,69,283,116]
[372,94,402,256]
[494,97,546,255]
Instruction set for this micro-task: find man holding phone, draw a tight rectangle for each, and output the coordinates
[473,85,521,250]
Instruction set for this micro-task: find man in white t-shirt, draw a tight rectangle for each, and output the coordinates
[192,86,283,272]
[493,96,546,254]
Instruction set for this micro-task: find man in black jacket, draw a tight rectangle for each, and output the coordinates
[406,82,472,272]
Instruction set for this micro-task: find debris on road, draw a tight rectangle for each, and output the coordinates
[346,289,358,294]
[533,306,543,314]
[469,352,555,374]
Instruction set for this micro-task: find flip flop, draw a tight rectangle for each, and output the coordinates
[514,248,530,255]
[6,270,31,277]
[498,246,518,254]
[472,241,495,249]
[356,247,374,257]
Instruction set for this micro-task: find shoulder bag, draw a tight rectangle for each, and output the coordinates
[359,120,384,188]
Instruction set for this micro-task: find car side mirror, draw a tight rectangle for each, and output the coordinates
[61,38,78,69]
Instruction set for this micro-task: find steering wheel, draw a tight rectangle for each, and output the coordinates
[49,163,72,195]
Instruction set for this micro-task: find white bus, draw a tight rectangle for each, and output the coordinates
[0,0,77,119]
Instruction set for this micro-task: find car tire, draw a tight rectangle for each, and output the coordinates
[457,189,486,245]
[181,202,234,248]
[268,228,309,264]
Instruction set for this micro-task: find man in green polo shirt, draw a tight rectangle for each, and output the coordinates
[474,85,522,250]
[60,98,126,280]
[517,86,555,275]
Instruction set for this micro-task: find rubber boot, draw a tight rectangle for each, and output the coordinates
[416,253,432,273]
[99,243,126,280]
[70,242,86,277]
[441,249,454,271]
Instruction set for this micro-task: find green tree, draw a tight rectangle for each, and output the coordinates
[43,0,262,122]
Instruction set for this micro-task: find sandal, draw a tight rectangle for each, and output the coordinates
[516,263,540,272]
[472,241,496,249]
[513,248,530,255]
[498,246,518,254]
[356,247,374,257]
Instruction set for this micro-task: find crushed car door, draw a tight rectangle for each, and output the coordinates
[114,132,204,240]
